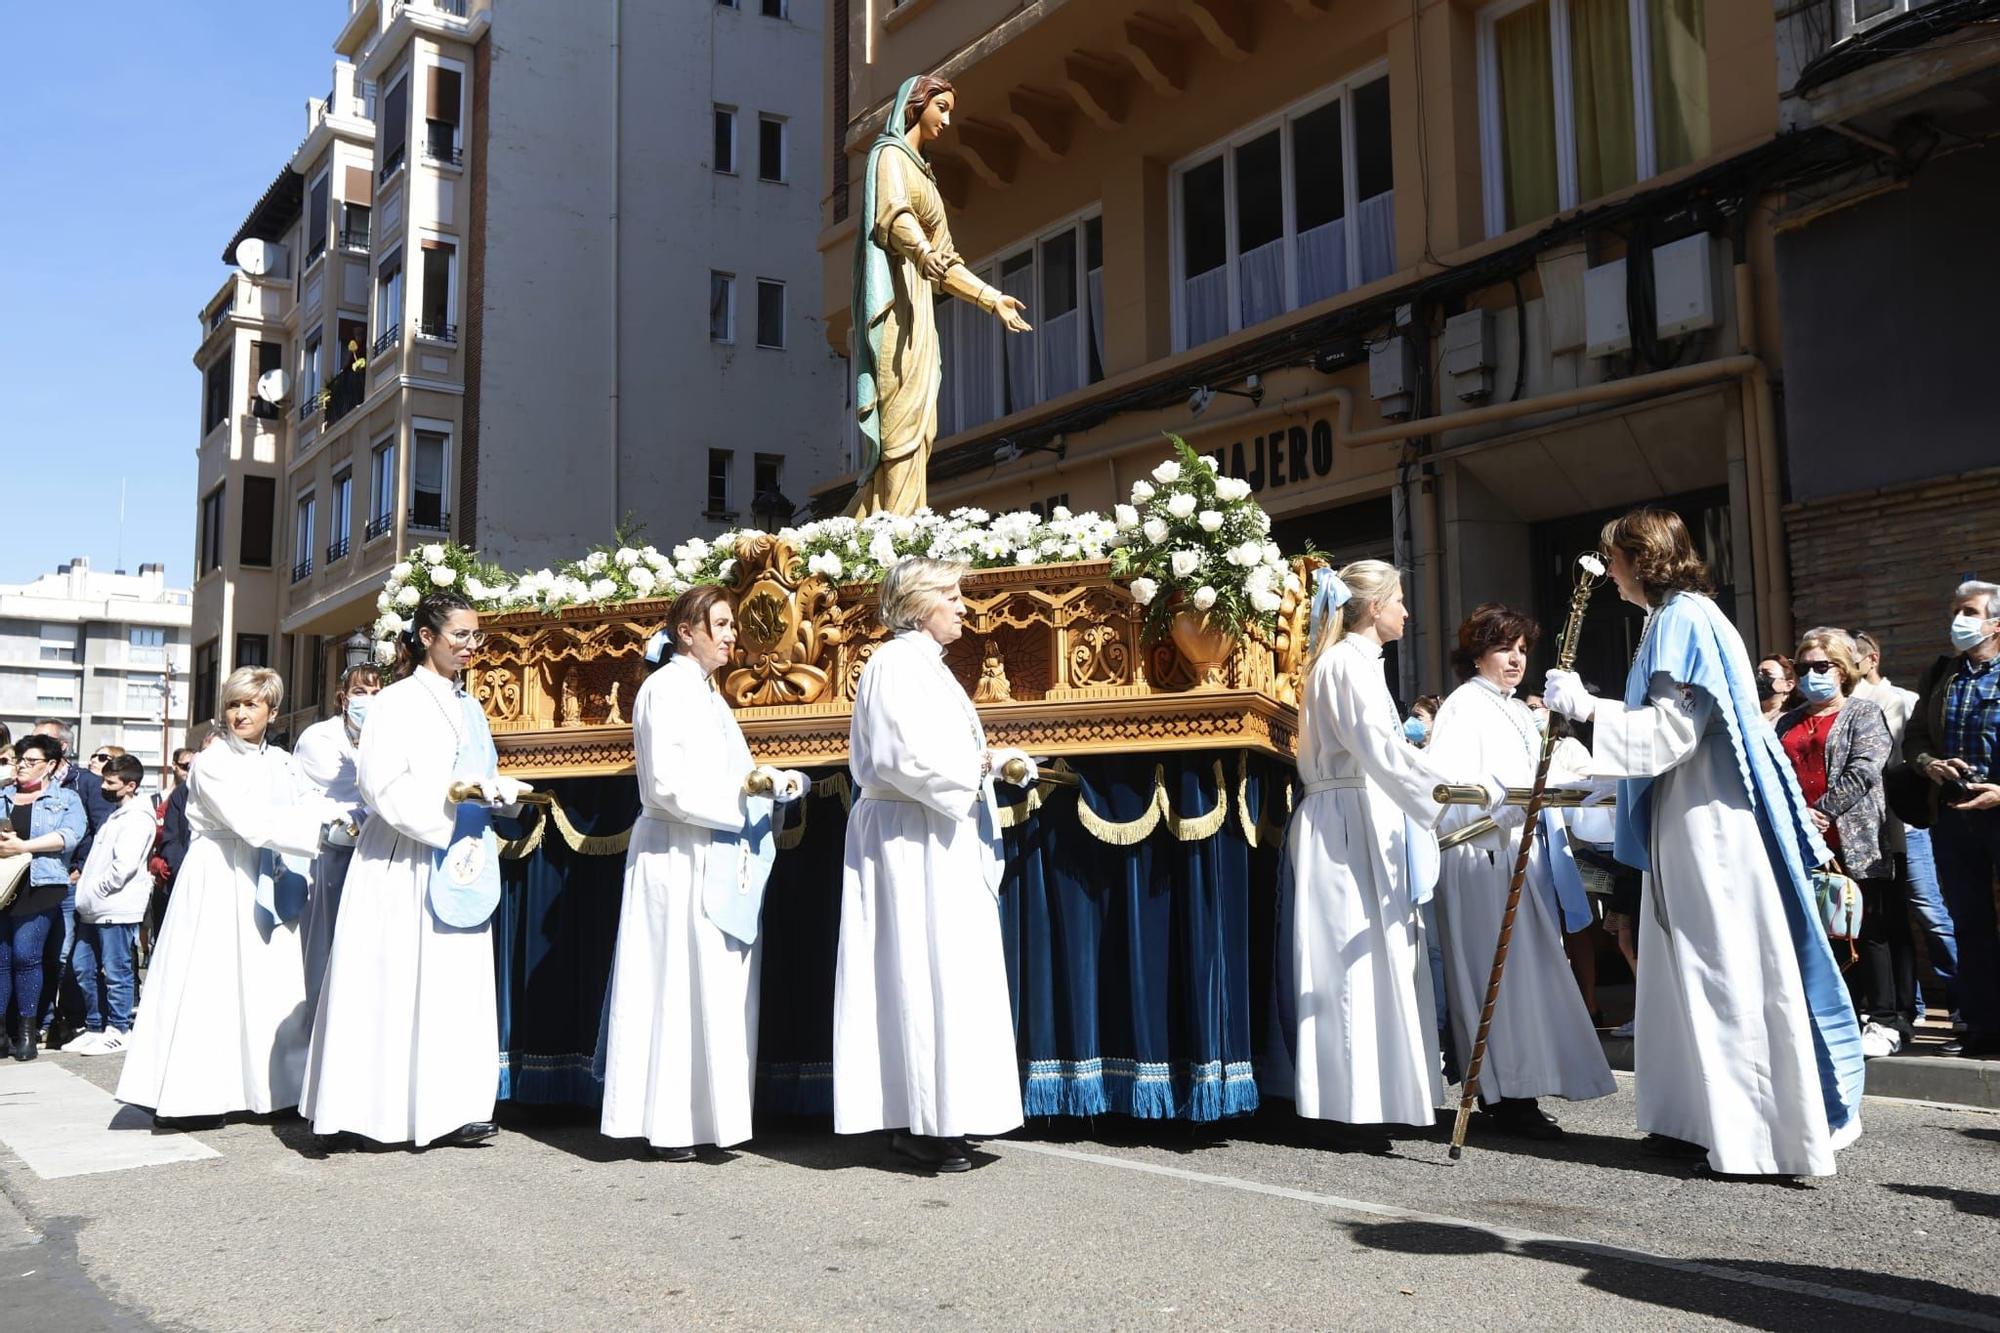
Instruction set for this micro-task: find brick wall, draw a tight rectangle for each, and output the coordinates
[1782,467,2000,687]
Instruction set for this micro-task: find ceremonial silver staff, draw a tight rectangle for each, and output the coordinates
[1447,551,1605,1161]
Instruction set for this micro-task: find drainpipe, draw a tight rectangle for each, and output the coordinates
[609,0,623,528]
[1733,253,1789,651]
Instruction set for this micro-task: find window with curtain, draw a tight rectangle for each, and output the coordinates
[934,294,958,438]
[1480,0,1709,236]
[369,439,396,529]
[948,213,1102,428]
[411,430,448,530]
[1174,69,1395,350]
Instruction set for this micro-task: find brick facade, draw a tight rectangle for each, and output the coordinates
[1782,467,2000,687]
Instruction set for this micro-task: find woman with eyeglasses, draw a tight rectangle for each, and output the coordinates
[303,590,530,1150]
[1756,654,1798,730]
[1777,628,1906,1057]
[1,737,88,1060]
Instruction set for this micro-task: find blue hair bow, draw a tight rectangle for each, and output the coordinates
[643,628,672,664]
[1309,567,1351,647]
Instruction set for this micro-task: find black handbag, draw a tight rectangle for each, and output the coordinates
[1884,761,1935,830]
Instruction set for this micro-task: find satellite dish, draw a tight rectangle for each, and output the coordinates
[257,369,292,404]
[235,238,288,279]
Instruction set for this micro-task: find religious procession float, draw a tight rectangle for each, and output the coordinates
[369,440,1316,1121]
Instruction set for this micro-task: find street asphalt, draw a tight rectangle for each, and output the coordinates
[2,1055,1997,1331]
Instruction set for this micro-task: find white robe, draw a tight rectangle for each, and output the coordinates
[302,667,501,1146]
[293,714,366,1016]
[1284,635,1454,1126]
[599,655,762,1150]
[116,739,331,1118]
[1593,672,1860,1176]
[833,630,1023,1139]
[1427,678,1615,1105]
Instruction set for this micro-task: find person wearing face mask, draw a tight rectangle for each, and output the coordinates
[0,736,88,1060]
[1427,605,1614,1141]
[1777,629,1904,1057]
[1904,580,2000,1059]
[1756,654,1797,729]
[293,665,382,1016]
[115,669,352,1128]
[1542,509,1862,1178]
[65,754,158,1056]
[598,587,807,1162]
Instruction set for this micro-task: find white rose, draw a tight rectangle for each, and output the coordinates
[1130,480,1155,504]
[464,577,487,599]
[430,565,457,586]
[628,566,656,593]
[1197,510,1224,533]
[373,640,398,666]
[376,590,392,612]
[390,561,413,581]
[1171,549,1202,579]
[1142,517,1170,545]
[396,585,421,608]
[1214,477,1253,503]
[1196,454,1218,473]
[1166,493,1197,519]
[1193,585,1218,611]
[420,544,445,564]
[1152,459,1182,485]
[821,552,844,579]
[868,532,899,565]
[718,559,736,581]
[1251,588,1282,614]
[584,550,610,573]
[1114,504,1140,530]
[1051,505,1072,522]
[374,612,403,636]
[1263,542,1283,565]
[1130,577,1159,606]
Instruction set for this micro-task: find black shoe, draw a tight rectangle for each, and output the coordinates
[1642,1133,1708,1160]
[934,1137,973,1173]
[152,1113,225,1131]
[1945,1034,2000,1059]
[1318,1122,1394,1155]
[9,1018,34,1062]
[1482,1098,1564,1141]
[431,1121,499,1148]
[889,1130,961,1171]
[652,1145,698,1162]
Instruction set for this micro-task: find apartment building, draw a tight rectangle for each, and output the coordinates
[815,1,1893,698]
[193,0,843,742]
[0,558,191,789]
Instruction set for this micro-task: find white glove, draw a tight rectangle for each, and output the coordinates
[323,816,360,849]
[990,747,1038,787]
[474,776,532,807]
[1543,669,1596,723]
[755,767,809,803]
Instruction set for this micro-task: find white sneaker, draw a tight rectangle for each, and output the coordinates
[77,1030,126,1057]
[1860,1022,1902,1059]
[59,1031,104,1054]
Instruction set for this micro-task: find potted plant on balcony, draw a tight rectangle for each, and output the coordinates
[1110,436,1296,688]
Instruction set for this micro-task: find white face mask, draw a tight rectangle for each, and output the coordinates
[345,695,373,730]
[1951,612,1996,653]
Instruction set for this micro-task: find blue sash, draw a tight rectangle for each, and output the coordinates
[1613,592,1863,1138]
[254,848,312,927]
[429,692,504,930]
[701,794,779,946]
[1539,809,1593,933]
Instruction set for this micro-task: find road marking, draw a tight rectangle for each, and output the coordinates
[0,1064,219,1180]
[1004,1140,2000,1331]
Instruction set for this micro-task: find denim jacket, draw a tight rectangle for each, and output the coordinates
[1,784,88,888]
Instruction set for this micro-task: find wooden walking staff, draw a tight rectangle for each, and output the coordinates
[1446,551,1606,1161]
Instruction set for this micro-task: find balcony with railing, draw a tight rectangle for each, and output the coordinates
[423,119,463,168]
[416,318,459,344]
[408,504,450,532]
[327,537,351,564]
[299,393,322,423]
[324,366,367,426]
[365,512,395,542]
[372,327,401,357]
[291,557,314,584]
[340,224,371,251]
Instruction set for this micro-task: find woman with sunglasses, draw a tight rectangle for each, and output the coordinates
[303,590,530,1150]
[0,736,88,1060]
[1778,628,1905,1056]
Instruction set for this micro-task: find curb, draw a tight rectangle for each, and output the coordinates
[1599,1036,2000,1110]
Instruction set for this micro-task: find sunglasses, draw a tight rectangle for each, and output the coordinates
[1799,661,1838,675]
[90,753,111,763]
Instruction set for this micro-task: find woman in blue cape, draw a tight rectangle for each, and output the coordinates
[1543,509,1865,1177]
[848,74,1031,517]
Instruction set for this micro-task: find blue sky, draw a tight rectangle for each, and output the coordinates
[0,4,337,589]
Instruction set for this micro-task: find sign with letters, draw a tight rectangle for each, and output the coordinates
[1204,417,1338,495]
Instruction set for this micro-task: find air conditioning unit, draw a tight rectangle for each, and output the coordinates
[1369,335,1417,418]
[1837,0,1939,44]
[1583,234,1722,358]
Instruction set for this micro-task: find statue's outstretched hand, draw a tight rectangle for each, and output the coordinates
[996,294,1032,334]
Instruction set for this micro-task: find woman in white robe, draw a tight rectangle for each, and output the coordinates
[834,558,1035,1173]
[303,591,531,1150]
[1543,509,1864,1177]
[600,589,805,1159]
[1427,605,1615,1139]
[1283,561,1504,1149]
[117,667,344,1127]
[292,665,379,1015]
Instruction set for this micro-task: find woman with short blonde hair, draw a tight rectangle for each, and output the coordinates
[219,665,286,715]
[878,557,968,633]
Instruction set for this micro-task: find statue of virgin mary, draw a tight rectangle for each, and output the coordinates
[849,74,1033,517]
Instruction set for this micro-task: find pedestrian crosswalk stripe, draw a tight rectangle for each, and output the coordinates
[0,1063,219,1180]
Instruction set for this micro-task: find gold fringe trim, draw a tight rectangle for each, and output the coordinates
[498,809,546,860]
[1163,761,1230,841]
[1071,760,1229,845]
[549,796,632,857]
[1234,751,1293,850]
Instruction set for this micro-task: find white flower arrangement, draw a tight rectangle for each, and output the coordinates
[1110,435,1294,641]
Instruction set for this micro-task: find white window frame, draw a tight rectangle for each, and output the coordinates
[379,65,411,182]
[376,248,406,341]
[330,469,353,550]
[421,54,467,166]
[707,448,735,517]
[294,490,317,569]
[939,204,1104,436]
[1168,62,1392,352]
[710,271,736,343]
[305,166,332,268]
[757,113,787,183]
[754,278,786,349]
[1477,0,1670,238]
[410,419,453,531]
[714,104,738,175]
[368,436,397,529]
[302,327,324,402]
[415,234,458,340]
[761,0,789,17]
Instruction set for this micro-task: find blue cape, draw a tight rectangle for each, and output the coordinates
[850,75,933,494]
[429,691,504,930]
[1614,592,1863,1137]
